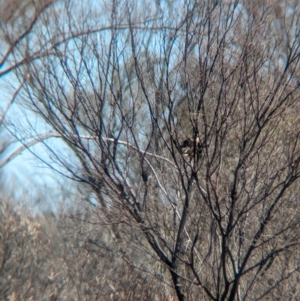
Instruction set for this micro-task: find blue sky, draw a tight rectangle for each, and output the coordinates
[0,76,73,210]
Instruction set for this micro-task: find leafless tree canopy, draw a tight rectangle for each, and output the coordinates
[2,0,300,300]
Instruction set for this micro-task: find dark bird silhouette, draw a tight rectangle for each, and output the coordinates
[179,137,202,159]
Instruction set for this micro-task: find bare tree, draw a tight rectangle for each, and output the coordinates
[0,0,54,76]
[0,0,57,195]
[6,0,300,300]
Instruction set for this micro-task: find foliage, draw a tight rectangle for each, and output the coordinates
[0,198,172,300]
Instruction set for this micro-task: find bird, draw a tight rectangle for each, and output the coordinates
[179,137,202,159]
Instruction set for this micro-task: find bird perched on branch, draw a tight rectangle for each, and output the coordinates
[179,137,203,159]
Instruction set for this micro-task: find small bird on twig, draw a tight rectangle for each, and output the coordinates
[179,137,202,159]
